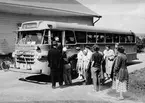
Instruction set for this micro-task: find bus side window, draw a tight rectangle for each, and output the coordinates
[75,31,86,43]
[131,35,135,43]
[120,35,125,43]
[125,35,135,43]
[113,34,119,43]
[125,35,131,43]
[87,32,96,43]
[65,30,76,44]
[97,33,105,43]
[106,33,113,43]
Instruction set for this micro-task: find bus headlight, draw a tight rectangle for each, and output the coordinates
[36,54,42,59]
[12,52,16,58]
[38,55,42,59]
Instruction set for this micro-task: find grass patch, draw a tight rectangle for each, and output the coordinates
[129,68,145,102]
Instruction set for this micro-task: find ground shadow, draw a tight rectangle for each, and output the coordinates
[100,80,112,91]
[19,74,51,84]
[127,61,142,66]
[18,70,79,85]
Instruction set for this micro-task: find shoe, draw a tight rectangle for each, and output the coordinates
[107,78,112,82]
[105,77,109,80]
[52,86,56,89]
[77,76,81,80]
[80,76,84,80]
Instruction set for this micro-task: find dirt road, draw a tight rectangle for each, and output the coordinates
[0,53,144,103]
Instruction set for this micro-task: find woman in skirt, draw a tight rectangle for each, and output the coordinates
[113,46,129,100]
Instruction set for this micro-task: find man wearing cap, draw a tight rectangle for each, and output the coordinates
[47,41,62,89]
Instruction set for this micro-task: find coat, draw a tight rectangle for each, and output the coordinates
[113,53,129,82]
[47,48,62,72]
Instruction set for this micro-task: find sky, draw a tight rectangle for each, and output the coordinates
[77,0,145,36]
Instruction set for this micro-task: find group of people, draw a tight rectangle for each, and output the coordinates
[47,42,129,100]
[91,44,128,100]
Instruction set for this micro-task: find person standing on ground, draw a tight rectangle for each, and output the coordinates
[91,45,103,91]
[111,43,120,81]
[103,45,115,80]
[113,46,129,100]
[82,46,93,85]
[62,47,72,85]
[47,41,62,89]
[76,47,84,80]
[57,44,64,86]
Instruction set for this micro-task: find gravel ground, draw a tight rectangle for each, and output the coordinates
[0,53,145,103]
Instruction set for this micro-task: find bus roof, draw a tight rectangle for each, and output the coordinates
[19,20,133,35]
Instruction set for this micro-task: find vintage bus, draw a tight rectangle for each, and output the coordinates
[12,20,137,75]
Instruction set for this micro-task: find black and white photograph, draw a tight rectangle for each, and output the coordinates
[0,0,144,103]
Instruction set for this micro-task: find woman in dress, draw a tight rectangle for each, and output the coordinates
[103,45,115,80]
[76,47,84,80]
[113,46,129,100]
[82,46,93,84]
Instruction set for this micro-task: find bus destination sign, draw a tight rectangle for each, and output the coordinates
[22,23,37,29]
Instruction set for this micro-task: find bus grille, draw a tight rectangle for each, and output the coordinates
[16,54,35,64]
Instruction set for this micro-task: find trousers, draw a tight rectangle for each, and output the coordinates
[51,70,63,87]
[91,67,101,90]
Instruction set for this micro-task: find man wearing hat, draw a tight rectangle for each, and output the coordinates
[47,41,63,89]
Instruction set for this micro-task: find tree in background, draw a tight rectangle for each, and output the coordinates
[141,37,145,48]
[136,36,144,53]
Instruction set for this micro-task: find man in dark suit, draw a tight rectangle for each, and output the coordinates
[47,41,63,89]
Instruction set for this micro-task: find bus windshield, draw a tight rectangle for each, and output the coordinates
[17,30,45,45]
